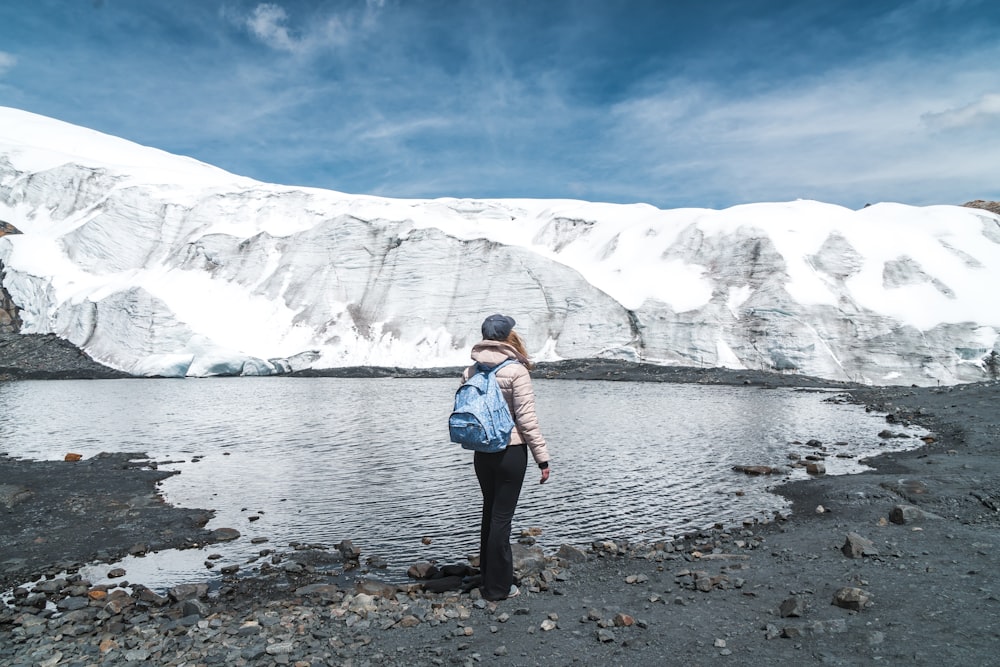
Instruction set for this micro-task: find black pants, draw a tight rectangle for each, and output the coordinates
[474,444,527,600]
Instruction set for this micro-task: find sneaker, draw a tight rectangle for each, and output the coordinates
[482,584,521,601]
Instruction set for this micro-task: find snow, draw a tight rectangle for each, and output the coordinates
[1,106,999,384]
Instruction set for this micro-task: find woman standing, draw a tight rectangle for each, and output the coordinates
[463,313,551,601]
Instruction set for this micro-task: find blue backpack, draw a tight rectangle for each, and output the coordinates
[449,359,518,452]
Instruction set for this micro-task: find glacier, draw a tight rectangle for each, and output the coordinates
[0,106,998,384]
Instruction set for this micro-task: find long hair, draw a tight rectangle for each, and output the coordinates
[504,330,534,370]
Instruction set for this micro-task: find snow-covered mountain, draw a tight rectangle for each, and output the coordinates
[1,106,998,384]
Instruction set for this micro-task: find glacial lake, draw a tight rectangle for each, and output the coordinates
[0,377,924,591]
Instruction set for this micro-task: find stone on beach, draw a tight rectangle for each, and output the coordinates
[209,527,241,542]
[841,532,878,558]
[732,465,776,475]
[512,543,546,575]
[355,578,398,599]
[337,539,362,561]
[889,504,938,524]
[832,587,872,611]
[168,583,208,602]
[779,596,807,618]
[556,544,589,563]
[406,561,439,579]
[806,462,826,475]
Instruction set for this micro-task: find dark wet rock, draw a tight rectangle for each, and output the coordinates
[421,576,463,594]
[337,539,361,561]
[440,563,474,577]
[556,544,589,563]
[55,596,89,612]
[366,554,389,569]
[133,585,169,606]
[733,465,776,475]
[406,562,438,580]
[209,527,241,542]
[181,598,209,618]
[294,583,340,597]
[168,583,208,602]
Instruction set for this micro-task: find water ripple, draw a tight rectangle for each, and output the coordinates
[0,377,924,588]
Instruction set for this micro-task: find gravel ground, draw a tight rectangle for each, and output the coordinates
[1,353,998,665]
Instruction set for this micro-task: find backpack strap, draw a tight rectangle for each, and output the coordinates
[476,358,518,375]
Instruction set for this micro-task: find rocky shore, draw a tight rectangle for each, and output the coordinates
[2,370,999,665]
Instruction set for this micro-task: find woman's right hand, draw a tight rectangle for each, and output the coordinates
[540,467,550,484]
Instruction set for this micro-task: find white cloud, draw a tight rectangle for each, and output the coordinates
[923,93,1000,130]
[240,2,375,56]
[0,51,17,76]
[604,53,1000,207]
[246,4,299,52]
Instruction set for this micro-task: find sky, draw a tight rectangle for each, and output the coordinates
[0,0,998,210]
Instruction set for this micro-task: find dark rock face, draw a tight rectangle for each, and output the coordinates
[0,333,131,380]
[0,276,21,333]
[963,199,1000,215]
[0,220,22,237]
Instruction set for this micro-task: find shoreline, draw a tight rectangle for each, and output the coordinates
[2,378,998,664]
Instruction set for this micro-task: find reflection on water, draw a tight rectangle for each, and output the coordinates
[0,377,923,590]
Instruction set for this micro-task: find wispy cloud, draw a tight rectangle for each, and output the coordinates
[235,2,380,56]
[603,48,1000,207]
[0,51,16,76]
[923,93,1000,130]
[2,0,998,208]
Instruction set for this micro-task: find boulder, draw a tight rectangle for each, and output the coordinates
[613,613,634,627]
[294,583,339,597]
[841,532,878,558]
[779,596,806,618]
[355,578,397,599]
[209,527,241,542]
[732,465,774,475]
[337,539,361,561]
[168,583,208,602]
[512,543,546,575]
[556,544,589,563]
[422,576,463,594]
[440,563,474,577]
[407,562,439,580]
[889,504,936,524]
[832,587,871,611]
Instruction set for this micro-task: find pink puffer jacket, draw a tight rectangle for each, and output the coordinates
[461,340,551,465]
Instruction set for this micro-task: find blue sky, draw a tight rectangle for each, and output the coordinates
[1,0,998,209]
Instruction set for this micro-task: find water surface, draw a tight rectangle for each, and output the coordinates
[0,377,923,589]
